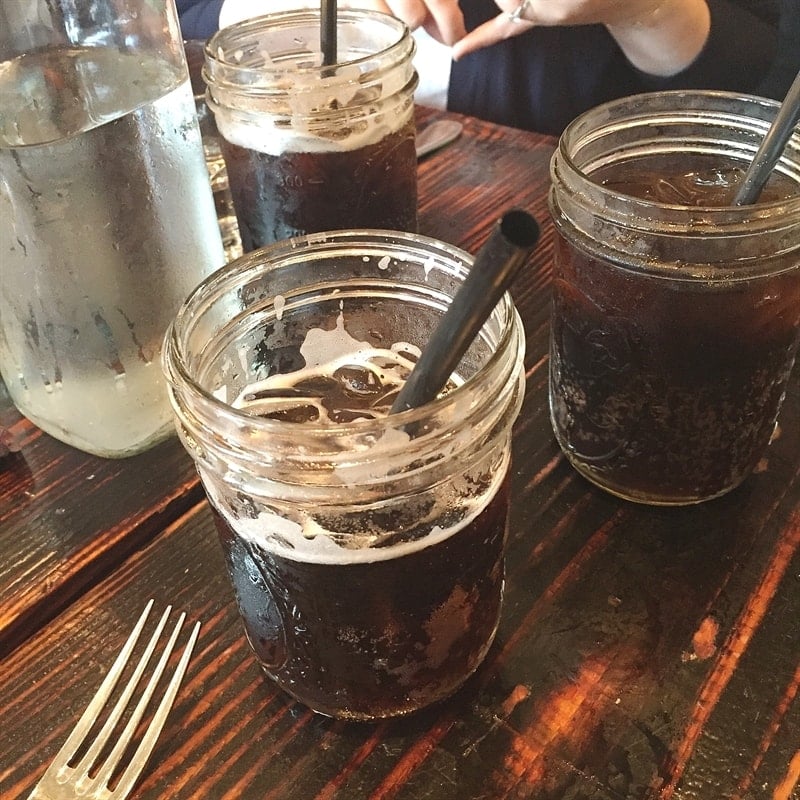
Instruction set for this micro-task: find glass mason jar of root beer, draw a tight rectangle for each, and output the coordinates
[549,91,800,505]
[203,10,418,252]
[163,230,526,719]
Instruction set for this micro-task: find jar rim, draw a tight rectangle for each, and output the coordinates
[203,8,411,87]
[163,229,523,444]
[556,90,800,215]
[550,90,800,278]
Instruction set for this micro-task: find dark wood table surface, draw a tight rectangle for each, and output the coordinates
[2,107,799,800]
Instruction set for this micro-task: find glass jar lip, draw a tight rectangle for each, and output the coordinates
[556,89,800,215]
[164,230,522,439]
[203,8,411,85]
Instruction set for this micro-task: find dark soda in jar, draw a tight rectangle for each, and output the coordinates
[205,336,509,719]
[222,118,418,250]
[163,231,525,719]
[203,9,419,251]
[550,152,800,503]
[211,477,509,719]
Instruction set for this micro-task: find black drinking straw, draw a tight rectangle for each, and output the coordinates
[390,209,541,415]
[321,0,337,67]
[734,67,800,205]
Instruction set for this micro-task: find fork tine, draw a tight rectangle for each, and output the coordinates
[52,599,156,770]
[90,610,189,791]
[74,604,172,782]
[110,619,201,798]
[27,602,200,800]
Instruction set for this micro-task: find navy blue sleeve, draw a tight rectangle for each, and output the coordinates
[448,24,641,136]
[449,0,787,134]
[758,0,800,99]
[638,0,780,96]
[176,0,224,40]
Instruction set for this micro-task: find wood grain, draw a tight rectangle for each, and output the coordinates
[0,380,203,658]
[1,106,798,800]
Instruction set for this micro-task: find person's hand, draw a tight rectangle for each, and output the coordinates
[451,0,710,77]
[449,0,533,61]
[220,0,465,47]
[362,0,467,45]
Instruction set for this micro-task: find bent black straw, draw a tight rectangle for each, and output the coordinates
[734,67,800,205]
[390,209,540,415]
[321,0,337,67]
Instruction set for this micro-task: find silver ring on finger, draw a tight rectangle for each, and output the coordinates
[507,0,531,23]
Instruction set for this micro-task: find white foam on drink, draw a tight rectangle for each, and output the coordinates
[203,303,494,564]
[301,309,370,367]
[205,460,506,565]
[231,311,420,416]
[212,385,228,403]
[392,342,421,358]
[215,104,410,156]
[212,55,412,157]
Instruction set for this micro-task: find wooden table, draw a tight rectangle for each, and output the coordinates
[2,107,799,800]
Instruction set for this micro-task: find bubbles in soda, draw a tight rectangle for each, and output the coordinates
[595,153,797,206]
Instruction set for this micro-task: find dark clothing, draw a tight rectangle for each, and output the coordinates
[448,23,644,136]
[759,0,800,99]
[176,0,223,40]
[449,0,794,135]
[176,0,797,135]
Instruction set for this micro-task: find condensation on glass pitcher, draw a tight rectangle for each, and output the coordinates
[0,46,224,456]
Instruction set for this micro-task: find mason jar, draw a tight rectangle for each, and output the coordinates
[203,10,419,251]
[163,230,526,719]
[549,90,800,505]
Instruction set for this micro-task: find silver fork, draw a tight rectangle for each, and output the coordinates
[28,600,201,800]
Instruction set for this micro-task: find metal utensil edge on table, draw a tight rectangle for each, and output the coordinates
[416,119,464,159]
